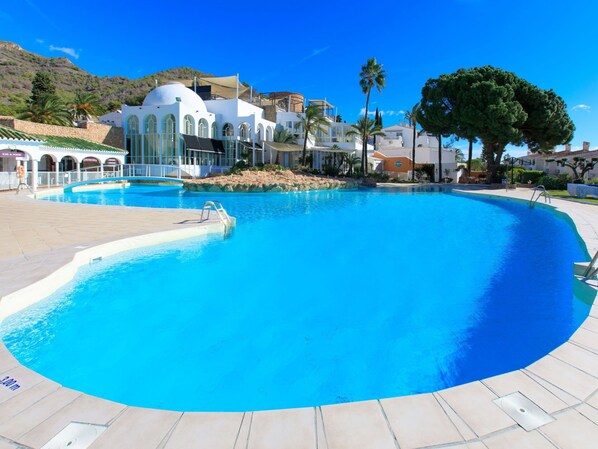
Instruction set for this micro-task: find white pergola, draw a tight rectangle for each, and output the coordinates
[0,128,126,192]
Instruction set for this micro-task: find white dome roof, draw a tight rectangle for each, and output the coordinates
[143,82,207,113]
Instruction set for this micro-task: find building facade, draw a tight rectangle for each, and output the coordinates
[517,143,598,180]
[120,83,276,176]
[375,123,459,181]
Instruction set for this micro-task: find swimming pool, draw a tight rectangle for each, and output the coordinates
[1,185,590,412]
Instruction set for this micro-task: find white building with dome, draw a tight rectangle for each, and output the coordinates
[120,82,276,176]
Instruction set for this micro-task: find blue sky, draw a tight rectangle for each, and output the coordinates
[2,0,597,157]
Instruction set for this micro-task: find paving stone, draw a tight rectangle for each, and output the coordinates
[18,393,126,448]
[483,427,554,449]
[321,400,396,449]
[381,393,462,448]
[247,407,315,449]
[526,355,598,401]
[438,382,515,437]
[87,407,181,449]
[163,412,244,449]
[0,387,80,440]
[541,409,598,449]
[483,370,568,414]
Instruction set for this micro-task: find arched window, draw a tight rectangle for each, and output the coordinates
[222,123,235,166]
[144,115,158,164]
[222,123,234,138]
[184,115,194,135]
[211,122,217,139]
[126,115,141,164]
[257,124,264,142]
[198,119,208,138]
[162,114,177,164]
[239,123,250,140]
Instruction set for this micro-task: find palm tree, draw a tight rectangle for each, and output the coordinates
[273,124,295,164]
[359,58,386,175]
[346,117,385,175]
[273,124,295,144]
[70,91,99,122]
[404,103,420,181]
[19,95,71,126]
[295,104,330,168]
[343,153,361,175]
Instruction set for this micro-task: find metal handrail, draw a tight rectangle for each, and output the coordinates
[583,250,598,280]
[529,185,551,208]
[200,201,232,237]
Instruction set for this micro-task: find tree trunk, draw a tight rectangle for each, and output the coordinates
[411,123,416,181]
[302,128,308,168]
[437,135,443,183]
[467,139,473,178]
[483,141,505,183]
[362,90,371,175]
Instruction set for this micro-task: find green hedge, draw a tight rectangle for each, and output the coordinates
[537,174,571,190]
[519,170,545,184]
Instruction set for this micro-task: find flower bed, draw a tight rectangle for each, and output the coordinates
[183,170,359,193]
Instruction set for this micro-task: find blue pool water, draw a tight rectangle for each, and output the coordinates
[1,185,591,412]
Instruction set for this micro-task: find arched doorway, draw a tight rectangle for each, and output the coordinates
[39,154,56,172]
[80,156,100,170]
[61,156,78,171]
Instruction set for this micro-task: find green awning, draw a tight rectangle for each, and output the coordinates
[0,124,43,142]
[36,135,126,154]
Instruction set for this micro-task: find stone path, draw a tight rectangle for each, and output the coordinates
[0,188,596,449]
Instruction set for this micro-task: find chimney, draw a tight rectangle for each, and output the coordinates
[565,143,571,153]
[582,141,590,151]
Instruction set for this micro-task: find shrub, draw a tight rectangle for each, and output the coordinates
[588,177,598,186]
[519,170,545,184]
[230,160,249,173]
[537,174,571,190]
[322,164,341,177]
[366,172,390,182]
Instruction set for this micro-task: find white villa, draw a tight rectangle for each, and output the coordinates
[120,82,277,177]
[272,98,372,169]
[374,123,459,181]
[111,83,371,173]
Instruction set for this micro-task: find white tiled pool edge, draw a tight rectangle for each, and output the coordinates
[0,223,226,321]
[0,188,597,449]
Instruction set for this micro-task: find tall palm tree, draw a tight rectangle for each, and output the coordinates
[70,91,99,121]
[295,104,330,168]
[19,95,71,126]
[359,58,386,175]
[404,103,420,181]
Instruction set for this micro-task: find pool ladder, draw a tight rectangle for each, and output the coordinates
[583,251,598,280]
[529,185,551,208]
[200,201,233,237]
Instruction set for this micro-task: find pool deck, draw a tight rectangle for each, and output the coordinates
[0,188,597,449]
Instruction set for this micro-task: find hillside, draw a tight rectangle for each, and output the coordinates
[0,41,214,115]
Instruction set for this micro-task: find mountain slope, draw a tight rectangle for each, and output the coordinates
[0,41,213,115]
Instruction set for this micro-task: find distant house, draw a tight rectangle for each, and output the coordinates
[374,123,458,181]
[270,97,371,170]
[517,142,598,180]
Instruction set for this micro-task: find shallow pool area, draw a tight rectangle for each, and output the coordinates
[1,186,591,412]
